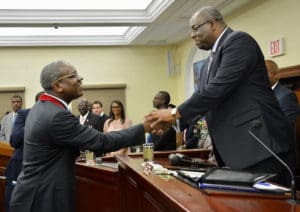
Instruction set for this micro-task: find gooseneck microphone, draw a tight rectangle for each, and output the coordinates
[249,120,298,204]
[168,153,212,167]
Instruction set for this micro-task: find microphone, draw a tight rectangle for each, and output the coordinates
[249,120,298,204]
[168,153,212,167]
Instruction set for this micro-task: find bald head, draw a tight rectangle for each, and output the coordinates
[191,6,224,24]
[40,60,75,92]
[265,60,279,86]
[40,60,83,103]
[190,6,227,50]
[78,99,90,115]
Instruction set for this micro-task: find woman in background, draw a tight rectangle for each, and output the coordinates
[103,100,132,156]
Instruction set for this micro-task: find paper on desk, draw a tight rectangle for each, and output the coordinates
[141,162,170,175]
[253,182,290,192]
[179,170,205,178]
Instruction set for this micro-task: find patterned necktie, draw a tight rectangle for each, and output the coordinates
[206,51,215,82]
[207,52,215,75]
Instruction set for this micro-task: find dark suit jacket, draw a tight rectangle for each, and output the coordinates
[10,100,145,212]
[78,112,102,131]
[10,109,30,161]
[151,128,176,151]
[273,82,300,125]
[98,113,109,132]
[178,28,294,170]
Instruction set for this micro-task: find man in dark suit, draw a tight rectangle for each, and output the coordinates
[77,99,101,131]
[147,6,295,186]
[5,92,43,212]
[265,60,300,126]
[4,109,29,212]
[92,100,109,132]
[10,60,152,212]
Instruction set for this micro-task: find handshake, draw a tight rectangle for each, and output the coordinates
[143,108,178,135]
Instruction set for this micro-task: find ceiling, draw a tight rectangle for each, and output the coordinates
[0,0,253,46]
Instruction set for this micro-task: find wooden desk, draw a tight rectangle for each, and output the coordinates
[0,142,13,176]
[75,149,209,212]
[75,161,121,212]
[76,149,299,211]
[0,141,13,212]
[116,155,300,211]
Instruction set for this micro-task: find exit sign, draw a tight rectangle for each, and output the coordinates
[269,38,285,57]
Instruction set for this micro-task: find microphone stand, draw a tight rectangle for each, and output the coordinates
[249,127,299,204]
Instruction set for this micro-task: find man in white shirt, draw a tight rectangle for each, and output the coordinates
[77,99,102,131]
[92,100,108,132]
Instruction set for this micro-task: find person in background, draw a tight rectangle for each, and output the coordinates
[184,118,216,164]
[77,99,101,131]
[0,95,23,142]
[265,59,300,126]
[147,6,295,187]
[92,100,109,132]
[103,100,132,156]
[148,91,176,151]
[4,91,43,212]
[9,60,152,212]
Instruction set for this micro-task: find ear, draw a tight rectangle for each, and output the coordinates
[210,19,218,31]
[52,82,63,93]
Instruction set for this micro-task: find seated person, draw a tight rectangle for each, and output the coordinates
[184,118,216,165]
[77,99,102,131]
[104,100,132,156]
[265,60,300,126]
[149,91,176,151]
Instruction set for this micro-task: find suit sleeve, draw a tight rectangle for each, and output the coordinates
[50,112,145,155]
[10,111,27,148]
[178,32,261,124]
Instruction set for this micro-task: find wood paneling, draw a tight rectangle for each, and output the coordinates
[0,142,13,212]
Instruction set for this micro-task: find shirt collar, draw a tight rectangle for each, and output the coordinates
[272,81,279,90]
[80,111,89,120]
[211,27,229,53]
[44,93,69,111]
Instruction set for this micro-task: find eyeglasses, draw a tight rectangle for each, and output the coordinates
[112,105,121,109]
[191,20,210,33]
[53,73,80,84]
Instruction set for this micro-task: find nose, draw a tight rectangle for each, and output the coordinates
[190,31,196,39]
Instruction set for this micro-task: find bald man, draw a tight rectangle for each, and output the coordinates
[147,6,295,186]
[10,60,152,212]
[266,60,300,125]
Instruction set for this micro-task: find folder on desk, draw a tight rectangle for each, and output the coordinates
[200,168,276,187]
[173,167,277,193]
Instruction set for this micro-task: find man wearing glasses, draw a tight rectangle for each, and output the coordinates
[9,60,153,212]
[147,6,295,187]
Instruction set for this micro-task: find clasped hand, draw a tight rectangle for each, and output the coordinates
[143,109,176,135]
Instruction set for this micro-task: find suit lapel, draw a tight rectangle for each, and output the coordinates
[84,113,90,125]
[206,28,234,83]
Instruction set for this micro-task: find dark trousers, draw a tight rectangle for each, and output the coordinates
[4,158,22,212]
[5,181,15,212]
